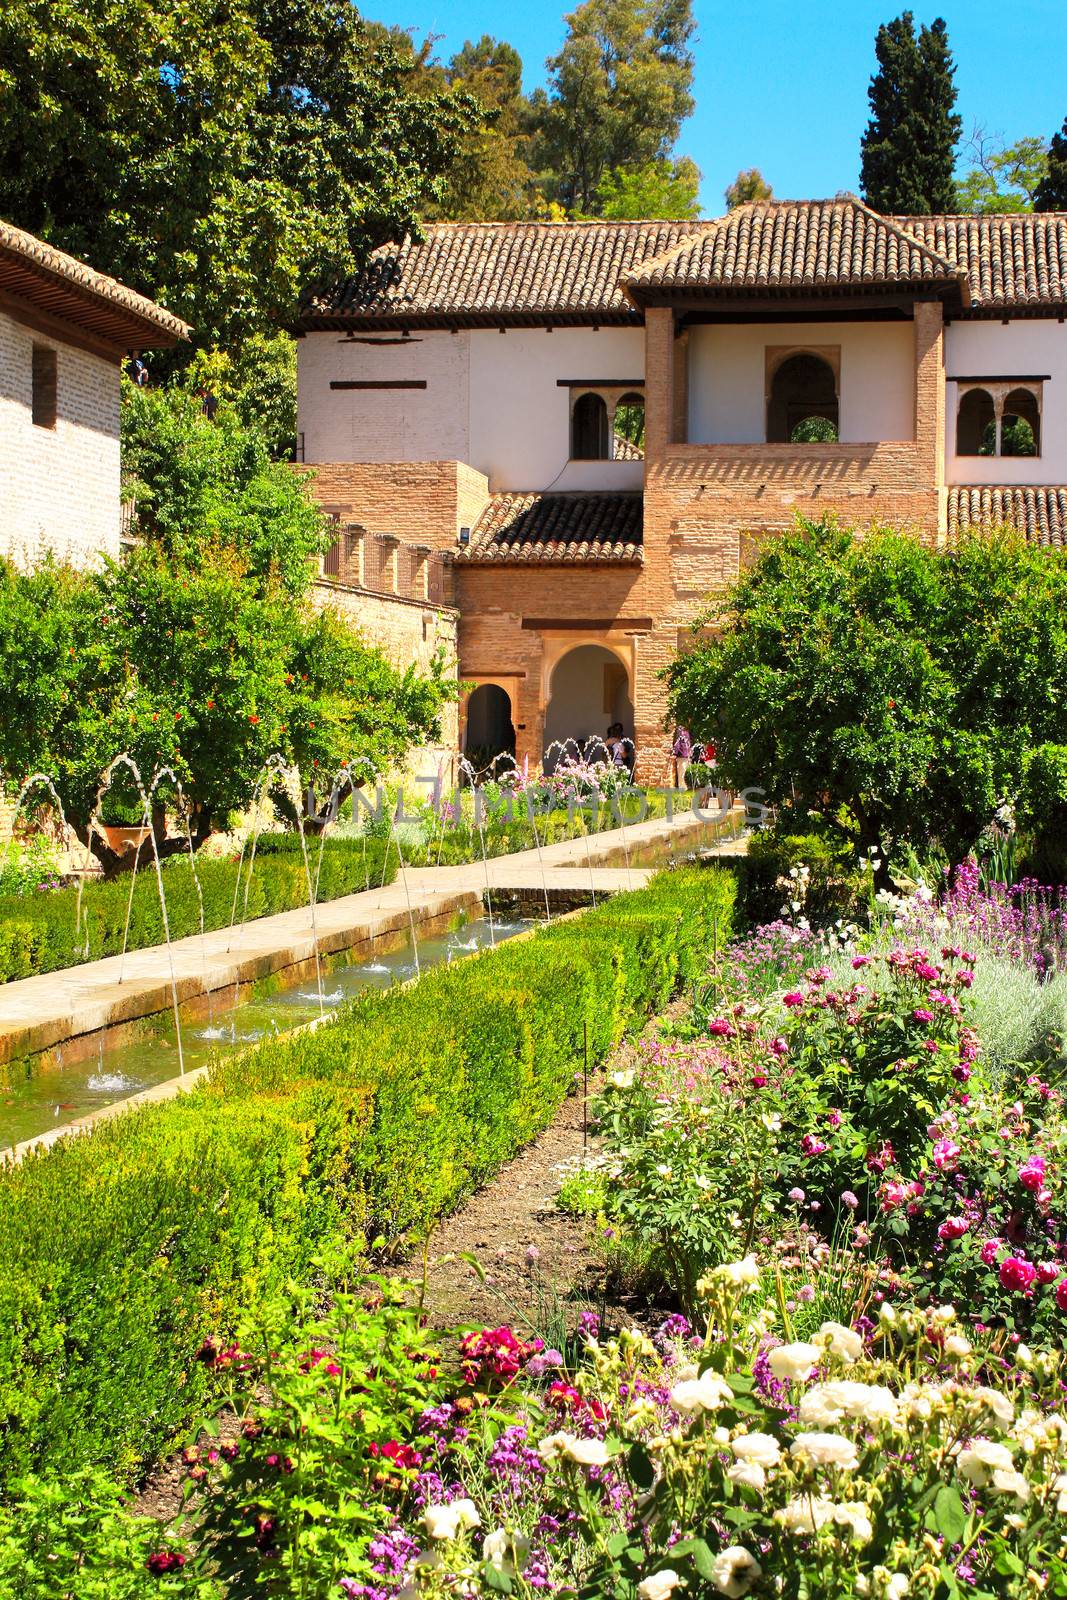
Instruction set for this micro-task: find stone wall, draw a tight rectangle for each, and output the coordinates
[297,460,490,554]
[0,308,121,569]
[313,579,460,785]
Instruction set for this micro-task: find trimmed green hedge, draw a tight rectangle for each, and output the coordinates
[0,866,734,1486]
[0,834,396,984]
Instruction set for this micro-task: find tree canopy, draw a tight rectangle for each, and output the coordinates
[725,168,773,209]
[859,11,961,214]
[955,130,1048,213]
[1035,117,1067,211]
[665,517,1067,869]
[531,0,696,215]
[0,0,481,350]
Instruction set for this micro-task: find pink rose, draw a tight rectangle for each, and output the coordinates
[932,1138,961,1172]
[980,1238,1002,1267]
[1038,1262,1060,1285]
[708,1018,734,1038]
[913,1008,935,1024]
[938,1216,969,1241]
[783,991,805,1009]
[1019,1156,1048,1193]
[801,1134,828,1157]
[1056,1279,1067,1313]
[851,956,872,968]
[999,1256,1037,1294]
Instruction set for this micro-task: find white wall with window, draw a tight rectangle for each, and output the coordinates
[686,321,916,445]
[944,320,1067,484]
[0,309,121,569]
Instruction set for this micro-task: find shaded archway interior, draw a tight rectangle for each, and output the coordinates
[767,351,839,443]
[464,683,514,761]
[543,643,634,766]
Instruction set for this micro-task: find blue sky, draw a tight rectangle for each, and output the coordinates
[369,0,1067,212]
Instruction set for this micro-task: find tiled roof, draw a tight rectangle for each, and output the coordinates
[0,218,190,348]
[301,221,697,328]
[300,206,1067,328]
[626,197,966,302]
[948,486,1067,548]
[896,214,1067,311]
[458,492,643,563]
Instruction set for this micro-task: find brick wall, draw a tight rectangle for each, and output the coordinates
[298,460,491,554]
[0,309,121,569]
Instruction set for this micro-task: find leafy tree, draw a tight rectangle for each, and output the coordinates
[0,0,481,351]
[430,36,541,221]
[956,130,1048,213]
[724,168,773,209]
[665,517,1067,868]
[532,0,696,215]
[0,388,451,867]
[179,334,298,461]
[859,12,961,213]
[1035,116,1067,210]
[594,157,701,219]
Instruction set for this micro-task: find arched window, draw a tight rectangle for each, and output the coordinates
[1002,388,1040,456]
[572,391,609,460]
[613,392,645,459]
[957,387,996,456]
[767,352,839,443]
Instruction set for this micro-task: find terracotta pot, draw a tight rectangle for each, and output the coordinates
[98,824,152,856]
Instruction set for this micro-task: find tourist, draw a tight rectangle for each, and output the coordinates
[672,725,692,789]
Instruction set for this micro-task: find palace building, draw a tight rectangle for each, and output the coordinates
[294,196,1067,776]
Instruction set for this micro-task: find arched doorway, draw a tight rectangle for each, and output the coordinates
[543,643,633,766]
[767,351,839,442]
[464,683,515,767]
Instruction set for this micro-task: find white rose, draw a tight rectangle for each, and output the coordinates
[712,1254,761,1288]
[990,1467,1031,1504]
[790,1432,860,1470]
[1053,1471,1067,1513]
[481,1528,530,1574]
[776,1495,834,1534]
[422,1499,481,1540]
[972,1386,1014,1426]
[711,1545,761,1598]
[636,1570,682,1600]
[726,1458,765,1491]
[944,1334,972,1359]
[957,1439,1015,1486]
[670,1373,733,1416]
[799,1382,898,1428]
[768,1341,821,1382]
[730,1431,781,1468]
[538,1431,609,1466]
[830,1501,873,1544]
[609,1069,635,1089]
[816,1321,864,1362]
[884,1576,910,1600]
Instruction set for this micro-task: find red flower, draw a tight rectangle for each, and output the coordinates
[1056,1279,1067,1312]
[248,713,260,724]
[146,1551,187,1575]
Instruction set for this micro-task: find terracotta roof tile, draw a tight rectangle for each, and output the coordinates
[0,218,190,347]
[625,196,965,300]
[301,207,1067,327]
[947,485,1067,547]
[300,221,700,327]
[896,214,1067,310]
[458,491,643,563]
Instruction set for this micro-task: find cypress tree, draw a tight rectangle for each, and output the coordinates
[1034,118,1067,210]
[860,12,961,214]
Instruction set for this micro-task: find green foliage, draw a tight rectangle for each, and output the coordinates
[593,157,701,220]
[532,0,696,215]
[0,835,396,983]
[179,332,298,461]
[0,868,734,1486]
[724,167,773,209]
[665,516,1067,866]
[789,414,838,443]
[860,10,961,213]
[425,35,542,222]
[955,132,1049,213]
[1035,116,1067,211]
[0,0,481,352]
[735,827,867,925]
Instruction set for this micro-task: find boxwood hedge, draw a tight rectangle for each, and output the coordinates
[0,866,734,1487]
[0,834,397,984]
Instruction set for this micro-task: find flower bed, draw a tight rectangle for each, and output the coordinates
[0,833,398,983]
[0,866,733,1488]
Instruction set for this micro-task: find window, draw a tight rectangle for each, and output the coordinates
[31,344,57,429]
[955,380,1041,457]
[766,350,839,443]
[571,391,609,459]
[612,392,645,459]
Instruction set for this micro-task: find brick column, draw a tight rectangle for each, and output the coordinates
[913,299,946,543]
[644,306,676,458]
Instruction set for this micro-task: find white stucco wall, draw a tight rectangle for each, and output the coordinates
[944,319,1067,484]
[298,329,472,464]
[0,310,120,568]
[467,327,645,492]
[299,325,646,493]
[687,321,916,445]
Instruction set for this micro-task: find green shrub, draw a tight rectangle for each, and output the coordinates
[0,833,396,984]
[0,866,734,1487]
[726,827,866,925]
